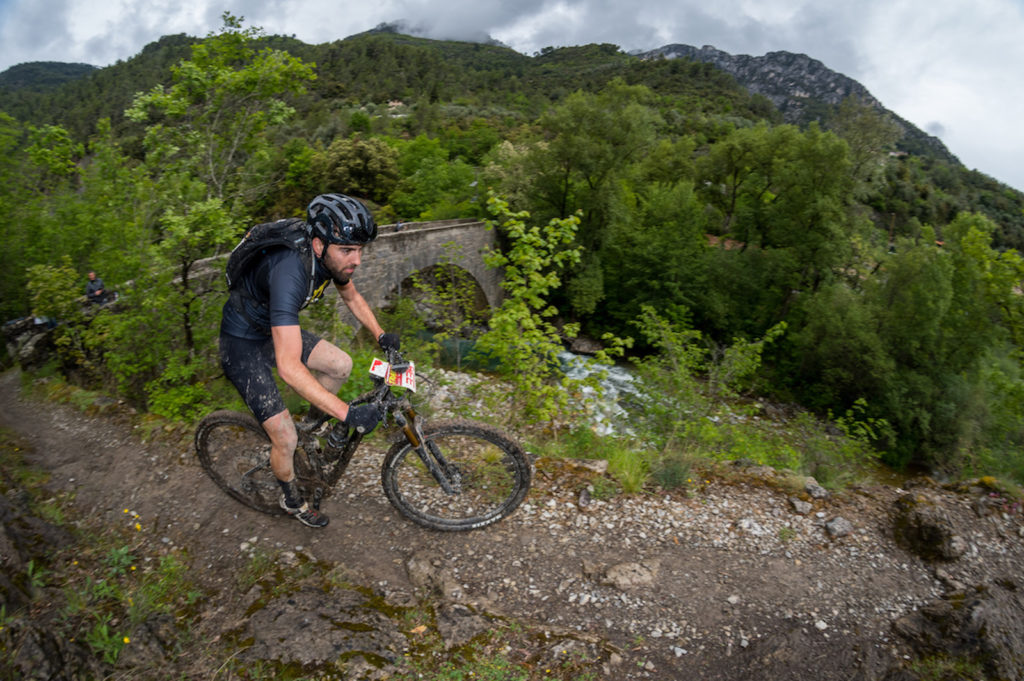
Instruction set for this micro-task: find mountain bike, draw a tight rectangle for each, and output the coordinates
[194,349,532,531]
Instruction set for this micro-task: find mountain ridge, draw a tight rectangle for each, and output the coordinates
[0,61,97,93]
[638,43,958,164]
[0,33,970,172]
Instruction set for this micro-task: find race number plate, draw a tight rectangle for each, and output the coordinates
[368,358,417,391]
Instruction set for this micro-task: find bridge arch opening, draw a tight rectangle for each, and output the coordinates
[387,263,492,337]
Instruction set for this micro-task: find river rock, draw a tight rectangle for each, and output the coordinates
[601,560,660,590]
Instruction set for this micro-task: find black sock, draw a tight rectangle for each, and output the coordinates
[278,478,303,508]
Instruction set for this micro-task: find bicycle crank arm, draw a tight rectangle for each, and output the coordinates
[240,462,272,491]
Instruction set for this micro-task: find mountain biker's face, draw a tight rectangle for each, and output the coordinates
[322,243,363,280]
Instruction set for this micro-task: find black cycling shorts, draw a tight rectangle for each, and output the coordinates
[219,329,322,423]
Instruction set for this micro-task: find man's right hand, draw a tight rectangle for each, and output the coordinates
[378,332,401,353]
[344,403,382,434]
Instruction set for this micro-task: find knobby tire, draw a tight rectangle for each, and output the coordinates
[381,419,531,531]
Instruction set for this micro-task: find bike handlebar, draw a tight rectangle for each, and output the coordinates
[385,347,411,375]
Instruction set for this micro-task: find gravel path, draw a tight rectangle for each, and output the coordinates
[3,367,1023,679]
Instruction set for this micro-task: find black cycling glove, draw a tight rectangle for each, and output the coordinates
[345,403,382,434]
[378,332,401,353]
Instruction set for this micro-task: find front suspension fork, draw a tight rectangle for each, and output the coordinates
[394,408,459,494]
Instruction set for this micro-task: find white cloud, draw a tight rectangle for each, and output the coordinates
[855,0,1024,183]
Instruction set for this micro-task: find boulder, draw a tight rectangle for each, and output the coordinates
[893,578,1024,679]
[2,317,56,369]
[242,586,405,674]
[892,492,967,561]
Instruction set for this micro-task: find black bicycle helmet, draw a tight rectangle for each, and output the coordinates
[306,193,378,246]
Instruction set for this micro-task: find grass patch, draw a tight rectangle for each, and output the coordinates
[649,451,695,491]
[0,427,207,672]
[606,445,648,494]
[908,653,987,680]
[529,402,879,500]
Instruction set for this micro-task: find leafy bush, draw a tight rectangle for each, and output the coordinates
[472,194,583,426]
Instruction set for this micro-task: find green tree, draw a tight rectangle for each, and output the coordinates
[110,14,310,415]
[695,122,860,336]
[524,79,659,226]
[93,199,234,417]
[792,213,1024,472]
[441,118,502,165]
[389,134,476,220]
[600,181,710,341]
[473,194,583,425]
[516,79,661,315]
[25,124,82,189]
[311,135,398,204]
[826,96,902,190]
[71,119,158,286]
[125,13,315,202]
[26,257,100,382]
[0,113,33,318]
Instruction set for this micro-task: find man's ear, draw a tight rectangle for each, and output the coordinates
[311,235,325,258]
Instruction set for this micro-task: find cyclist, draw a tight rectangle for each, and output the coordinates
[218,193,400,528]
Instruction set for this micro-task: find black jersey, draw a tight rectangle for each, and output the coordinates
[220,247,332,340]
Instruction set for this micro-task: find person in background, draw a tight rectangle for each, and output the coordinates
[85,271,106,304]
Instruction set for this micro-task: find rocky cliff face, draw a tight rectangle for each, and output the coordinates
[641,44,959,164]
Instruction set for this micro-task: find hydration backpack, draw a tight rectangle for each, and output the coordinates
[225,218,325,327]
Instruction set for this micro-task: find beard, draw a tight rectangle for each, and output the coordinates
[322,258,352,286]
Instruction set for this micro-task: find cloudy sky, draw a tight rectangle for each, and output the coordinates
[2,0,1023,191]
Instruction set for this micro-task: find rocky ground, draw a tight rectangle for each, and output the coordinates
[2,366,1024,680]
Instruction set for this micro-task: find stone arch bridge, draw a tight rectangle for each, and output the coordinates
[186,218,499,327]
[329,218,501,328]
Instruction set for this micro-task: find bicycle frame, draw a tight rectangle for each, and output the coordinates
[298,350,460,503]
[196,349,532,529]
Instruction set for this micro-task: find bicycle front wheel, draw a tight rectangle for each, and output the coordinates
[381,420,532,531]
[195,410,283,516]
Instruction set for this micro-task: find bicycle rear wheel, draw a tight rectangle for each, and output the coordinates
[381,420,532,531]
[195,409,283,515]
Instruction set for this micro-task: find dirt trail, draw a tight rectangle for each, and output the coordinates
[3,368,1023,680]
